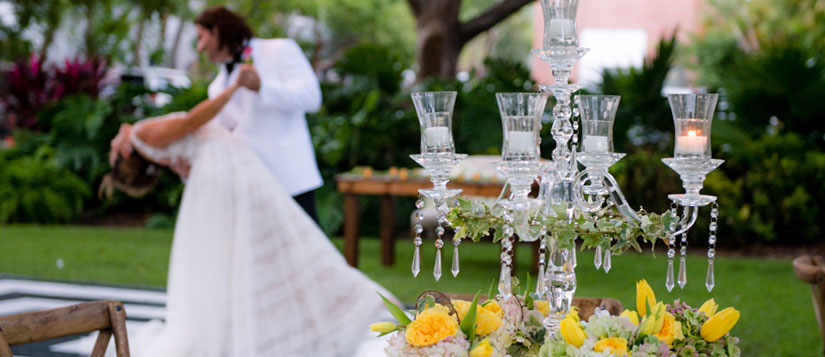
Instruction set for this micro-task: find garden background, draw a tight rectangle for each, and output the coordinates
[1,0,824,355]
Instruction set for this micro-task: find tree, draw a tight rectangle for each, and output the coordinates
[406,0,532,79]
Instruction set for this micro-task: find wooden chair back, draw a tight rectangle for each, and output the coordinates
[0,300,130,357]
[793,255,825,355]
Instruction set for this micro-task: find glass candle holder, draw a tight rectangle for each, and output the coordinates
[668,93,718,160]
[496,92,549,162]
[578,95,620,153]
[412,91,457,155]
[539,0,579,48]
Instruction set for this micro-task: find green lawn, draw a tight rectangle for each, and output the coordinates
[0,225,818,356]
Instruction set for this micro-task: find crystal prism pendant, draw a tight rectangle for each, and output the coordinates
[666,259,675,292]
[412,245,420,277]
[433,247,442,281]
[706,260,715,291]
[536,268,546,296]
[594,245,602,269]
[498,264,511,299]
[678,256,687,289]
[603,248,612,273]
[451,243,460,277]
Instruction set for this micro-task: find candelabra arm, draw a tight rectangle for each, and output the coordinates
[671,205,699,236]
[572,169,606,213]
[600,172,642,226]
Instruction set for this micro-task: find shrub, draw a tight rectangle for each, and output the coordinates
[0,146,89,223]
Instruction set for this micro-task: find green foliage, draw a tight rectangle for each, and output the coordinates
[599,34,677,153]
[448,197,674,255]
[0,146,89,223]
[706,133,825,244]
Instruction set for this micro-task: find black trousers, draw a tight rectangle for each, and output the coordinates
[292,189,318,224]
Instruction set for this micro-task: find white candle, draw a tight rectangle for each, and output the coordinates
[424,127,450,146]
[675,130,708,155]
[549,19,574,38]
[583,135,609,152]
[508,131,535,153]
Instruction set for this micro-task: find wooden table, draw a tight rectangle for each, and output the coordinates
[335,174,505,267]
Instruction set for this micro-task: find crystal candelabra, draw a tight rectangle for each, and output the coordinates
[407,0,724,334]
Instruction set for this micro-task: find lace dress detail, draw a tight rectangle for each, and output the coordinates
[128,114,387,356]
[130,112,202,165]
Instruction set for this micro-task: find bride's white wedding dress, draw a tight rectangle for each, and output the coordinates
[128,113,387,356]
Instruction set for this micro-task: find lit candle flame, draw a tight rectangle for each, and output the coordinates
[687,130,698,137]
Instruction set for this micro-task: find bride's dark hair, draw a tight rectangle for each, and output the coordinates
[98,153,162,199]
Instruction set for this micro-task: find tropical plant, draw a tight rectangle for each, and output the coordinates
[0,146,90,223]
[599,34,677,153]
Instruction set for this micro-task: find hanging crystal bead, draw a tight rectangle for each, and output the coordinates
[537,238,546,296]
[433,246,442,281]
[705,259,715,291]
[412,237,422,277]
[666,259,675,291]
[603,247,612,273]
[451,239,460,277]
[678,256,687,289]
[594,245,603,269]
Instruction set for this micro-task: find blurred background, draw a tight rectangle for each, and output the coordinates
[1,0,824,355]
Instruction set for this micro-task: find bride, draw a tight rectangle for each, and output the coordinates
[104,67,388,356]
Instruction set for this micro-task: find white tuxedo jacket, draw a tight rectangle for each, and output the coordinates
[208,38,323,196]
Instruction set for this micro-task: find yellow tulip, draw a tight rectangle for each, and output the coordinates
[593,337,628,355]
[636,279,657,316]
[638,302,665,337]
[469,338,494,357]
[568,306,580,322]
[701,307,740,342]
[698,298,719,317]
[560,316,586,348]
[369,321,397,333]
[620,309,639,326]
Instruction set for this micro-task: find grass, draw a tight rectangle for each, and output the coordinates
[0,225,818,356]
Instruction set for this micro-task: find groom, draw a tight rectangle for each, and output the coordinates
[192,6,323,222]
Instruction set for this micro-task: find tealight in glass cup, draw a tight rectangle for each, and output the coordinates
[412,91,457,156]
[496,92,549,162]
[668,93,718,161]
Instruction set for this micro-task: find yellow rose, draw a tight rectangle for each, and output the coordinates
[620,309,639,326]
[654,311,685,346]
[369,322,397,333]
[452,299,471,320]
[451,299,503,336]
[701,307,740,342]
[698,298,719,317]
[534,300,550,316]
[560,316,586,348]
[483,300,504,317]
[405,307,459,347]
[638,302,666,337]
[475,306,503,336]
[469,338,493,357]
[636,279,657,316]
[593,337,628,355]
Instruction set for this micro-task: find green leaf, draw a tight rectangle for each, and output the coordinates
[486,278,496,303]
[378,292,412,325]
[460,292,480,342]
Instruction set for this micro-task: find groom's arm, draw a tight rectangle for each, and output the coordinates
[254,39,321,113]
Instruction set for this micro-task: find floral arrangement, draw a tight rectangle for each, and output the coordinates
[540,279,741,356]
[372,281,552,357]
[447,198,676,256]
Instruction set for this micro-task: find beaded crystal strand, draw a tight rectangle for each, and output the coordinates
[706,202,719,291]
[666,202,678,291]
